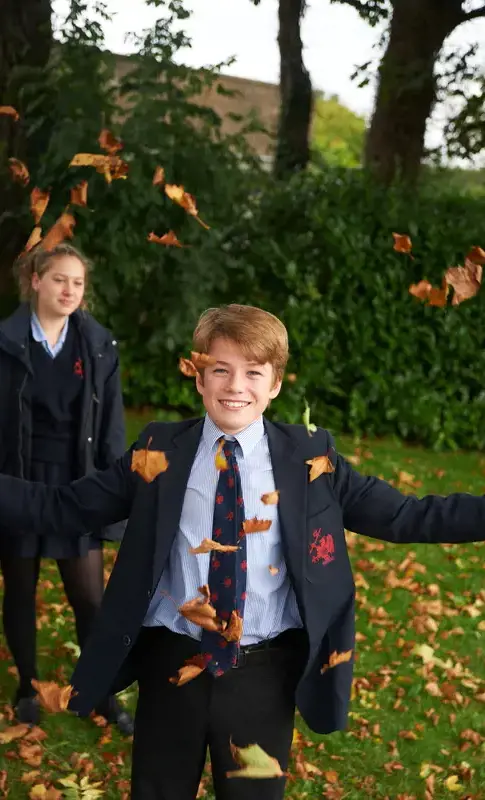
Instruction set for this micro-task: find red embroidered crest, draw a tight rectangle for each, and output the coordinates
[74,358,84,378]
[309,528,335,565]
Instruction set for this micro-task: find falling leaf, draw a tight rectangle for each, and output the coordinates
[268,565,279,576]
[321,649,353,674]
[169,654,209,686]
[242,518,272,534]
[130,436,169,483]
[30,188,50,225]
[70,181,88,207]
[189,538,239,555]
[165,184,210,229]
[179,585,223,632]
[261,490,279,505]
[466,245,485,265]
[215,440,229,471]
[221,610,243,642]
[306,455,335,482]
[444,775,464,792]
[0,723,29,743]
[0,105,19,121]
[152,165,165,186]
[69,153,128,184]
[24,226,42,253]
[147,230,184,247]
[302,400,317,436]
[31,680,75,713]
[191,351,217,370]
[98,128,123,154]
[179,357,198,377]
[444,259,482,306]
[41,212,76,251]
[8,157,29,185]
[227,742,285,779]
[393,233,412,254]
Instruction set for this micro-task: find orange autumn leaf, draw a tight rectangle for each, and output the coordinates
[69,153,128,184]
[179,585,223,632]
[18,742,43,767]
[268,565,279,576]
[189,538,239,555]
[179,357,198,377]
[30,188,50,224]
[29,786,62,800]
[70,180,88,207]
[131,436,169,483]
[242,517,272,534]
[428,277,449,307]
[169,653,209,686]
[409,279,432,301]
[221,610,243,643]
[321,649,353,674]
[306,455,335,482]
[215,440,229,471]
[0,723,29,743]
[466,245,485,265]
[9,157,29,186]
[165,184,210,229]
[31,680,75,713]
[147,230,184,247]
[24,226,43,253]
[392,233,412,254]
[152,165,165,186]
[41,212,76,251]
[191,351,217,370]
[98,128,123,154]
[261,490,279,505]
[444,259,482,306]
[0,105,19,121]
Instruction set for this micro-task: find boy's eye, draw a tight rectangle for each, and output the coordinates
[214,368,227,374]
[248,370,262,377]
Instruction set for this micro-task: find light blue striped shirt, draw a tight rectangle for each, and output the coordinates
[31,312,69,358]
[144,414,303,644]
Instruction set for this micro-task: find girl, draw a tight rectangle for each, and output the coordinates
[0,243,133,734]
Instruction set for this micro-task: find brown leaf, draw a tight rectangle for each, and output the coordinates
[69,153,128,183]
[0,723,29,743]
[98,128,123,154]
[70,181,88,207]
[321,649,353,674]
[466,245,485,265]
[189,538,239,555]
[242,518,272,534]
[268,565,279,576]
[30,188,50,225]
[306,455,335,482]
[165,184,210,229]
[131,436,169,483]
[31,680,75,713]
[444,259,482,306]
[21,771,41,784]
[191,351,217,370]
[18,742,43,767]
[221,610,243,642]
[0,105,19,121]
[147,230,184,247]
[24,226,43,253]
[409,280,432,301]
[427,277,449,307]
[179,585,223,632]
[41,212,76,251]
[215,439,229,471]
[152,165,165,186]
[29,786,62,800]
[261,490,279,505]
[169,653,210,686]
[8,157,29,186]
[179,357,198,377]
[393,233,412,254]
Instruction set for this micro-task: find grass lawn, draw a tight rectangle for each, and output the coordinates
[0,409,484,798]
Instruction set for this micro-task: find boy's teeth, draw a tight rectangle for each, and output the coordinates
[221,401,248,408]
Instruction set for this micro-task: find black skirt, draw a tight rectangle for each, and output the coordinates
[0,460,102,559]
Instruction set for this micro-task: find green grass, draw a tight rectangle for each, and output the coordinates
[1,410,485,798]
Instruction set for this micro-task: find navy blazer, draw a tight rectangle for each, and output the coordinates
[0,417,484,734]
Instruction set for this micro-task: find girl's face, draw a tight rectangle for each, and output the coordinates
[32,256,86,319]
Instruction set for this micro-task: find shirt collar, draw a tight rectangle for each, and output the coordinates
[31,311,69,348]
[202,414,265,458]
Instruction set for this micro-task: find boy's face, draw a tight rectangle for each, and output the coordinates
[196,337,282,434]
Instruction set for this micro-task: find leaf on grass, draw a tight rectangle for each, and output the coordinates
[29,785,62,800]
[169,653,210,686]
[466,245,485,265]
[242,518,272,534]
[215,440,229,471]
[152,166,165,186]
[306,455,335,482]
[70,181,88,207]
[179,585,223,632]
[321,649,353,674]
[31,680,75,713]
[130,436,169,483]
[98,128,123,154]
[191,351,217,370]
[444,259,482,306]
[41,213,76,251]
[227,742,285,779]
[444,775,464,792]
[261,490,279,505]
[0,723,29,743]
[268,565,279,576]
[189,538,239,555]
[21,771,41,784]
[24,226,42,253]
[0,105,19,121]
[19,742,43,767]
[393,233,412,254]
[302,400,317,436]
[147,230,184,247]
[179,357,198,377]
[409,280,432,301]
[165,184,210,229]
[221,610,243,642]
[30,188,50,225]
[9,157,29,185]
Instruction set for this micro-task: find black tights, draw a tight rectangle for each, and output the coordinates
[0,549,104,699]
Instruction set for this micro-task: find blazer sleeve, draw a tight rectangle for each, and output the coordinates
[328,433,485,545]
[97,348,126,469]
[0,449,136,538]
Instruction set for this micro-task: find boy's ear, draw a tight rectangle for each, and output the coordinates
[195,370,205,396]
[269,378,282,400]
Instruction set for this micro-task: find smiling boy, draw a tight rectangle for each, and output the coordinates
[1,303,485,800]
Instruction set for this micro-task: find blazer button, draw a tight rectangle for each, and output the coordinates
[123,634,131,646]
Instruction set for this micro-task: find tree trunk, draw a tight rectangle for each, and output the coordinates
[274,0,312,179]
[0,0,52,312]
[364,0,463,184]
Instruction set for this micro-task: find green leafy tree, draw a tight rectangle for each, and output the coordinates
[311,93,366,167]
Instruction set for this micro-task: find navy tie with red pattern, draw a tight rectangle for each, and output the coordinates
[201,438,247,676]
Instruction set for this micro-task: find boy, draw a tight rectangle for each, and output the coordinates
[0,303,485,800]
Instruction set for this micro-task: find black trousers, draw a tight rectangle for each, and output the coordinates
[131,626,308,800]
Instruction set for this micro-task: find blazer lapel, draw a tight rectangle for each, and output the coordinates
[151,419,204,590]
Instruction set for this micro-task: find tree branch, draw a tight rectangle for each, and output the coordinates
[462,4,485,22]
[329,0,391,26]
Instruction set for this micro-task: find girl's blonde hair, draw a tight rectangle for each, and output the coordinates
[14,244,92,308]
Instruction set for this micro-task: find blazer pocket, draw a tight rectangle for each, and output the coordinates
[305,504,345,584]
